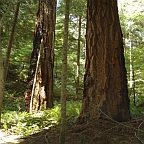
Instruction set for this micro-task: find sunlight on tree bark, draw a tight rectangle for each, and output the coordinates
[25,0,56,112]
[78,0,130,124]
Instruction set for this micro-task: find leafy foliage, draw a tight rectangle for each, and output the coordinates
[2,97,81,136]
[54,0,86,97]
[119,0,144,99]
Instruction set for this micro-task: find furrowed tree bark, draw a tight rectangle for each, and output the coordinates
[78,0,130,123]
[59,0,70,143]
[25,0,56,112]
[4,1,20,85]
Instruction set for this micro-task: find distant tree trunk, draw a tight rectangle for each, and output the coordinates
[129,37,136,105]
[75,16,81,97]
[59,0,70,143]
[0,29,4,127]
[132,70,136,105]
[129,38,133,89]
[4,1,20,85]
[25,0,56,112]
[78,0,130,123]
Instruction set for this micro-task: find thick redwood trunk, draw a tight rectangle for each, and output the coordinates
[78,0,130,123]
[25,0,56,112]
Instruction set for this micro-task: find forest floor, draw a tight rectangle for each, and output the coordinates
[17,117,144,144]
[1,91,144,144]
[0,129,22,143]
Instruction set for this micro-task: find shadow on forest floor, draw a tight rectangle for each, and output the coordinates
[1,94,144,144]
[1,98,144,144]
[19,118,144,144]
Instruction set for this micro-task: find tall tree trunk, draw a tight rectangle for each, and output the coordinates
[0,28,4,127]
[59,0,70,143]
[25,0,56,112]
[129,37,136,105]
[129,38,133,89]
[4,1,20,85]
[75,16,81,97]
[78,0,130,123]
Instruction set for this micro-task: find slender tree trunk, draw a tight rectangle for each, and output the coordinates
[129,38,133,88]
[132,70,136,105]
[129,37,136,105]
[78,0,130,124]
[4,1,20,85]
[59,0,70,143]
[0,28,4,127]
[25,0,56,112]
[75,16,81,97]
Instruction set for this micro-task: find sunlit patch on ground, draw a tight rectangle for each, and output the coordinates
[0,129,23,144]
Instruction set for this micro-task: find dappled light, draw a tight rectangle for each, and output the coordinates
[0,0,144,144]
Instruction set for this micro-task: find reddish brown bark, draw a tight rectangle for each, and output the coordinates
[78,0,130,123]
[25,0,56,112]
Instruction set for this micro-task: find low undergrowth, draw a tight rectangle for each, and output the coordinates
[1,95,81,136]
[130,95,144,118]
[1,93,144,137]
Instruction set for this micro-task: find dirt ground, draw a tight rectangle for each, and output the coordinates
[19,117,144,144]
